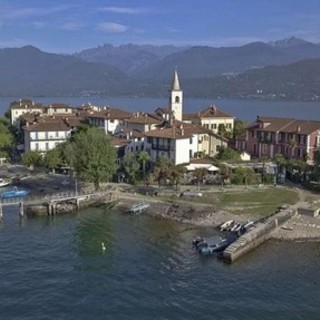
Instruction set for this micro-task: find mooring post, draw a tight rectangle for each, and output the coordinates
[19,201,24,218]
[0,202,3,221]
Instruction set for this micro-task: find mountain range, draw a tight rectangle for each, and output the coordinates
[1,37,320,100]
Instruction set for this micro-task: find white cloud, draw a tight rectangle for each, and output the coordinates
[99,6,148,14]
[98,22,128,34]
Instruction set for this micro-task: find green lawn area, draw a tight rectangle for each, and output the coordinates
[201,187,298,217]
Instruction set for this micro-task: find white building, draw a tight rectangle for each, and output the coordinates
[87,107,132,135]
[183,105,234,134]
[10,99,45,126]
[169,69,183,121]
[23,115,84,153]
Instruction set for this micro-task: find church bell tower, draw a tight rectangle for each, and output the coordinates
[169,69,183,121]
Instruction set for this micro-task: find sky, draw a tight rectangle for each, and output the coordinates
[1,0,320,53]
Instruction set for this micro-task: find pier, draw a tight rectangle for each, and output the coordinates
[0,190,117,217]
[223,207,296,263]
[129,202,150,214]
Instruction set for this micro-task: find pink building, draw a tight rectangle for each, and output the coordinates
[245,116,320,163]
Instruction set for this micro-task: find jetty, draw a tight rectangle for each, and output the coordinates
[129,202,150,214]
[223,207,296,263]
[0,190,117,217]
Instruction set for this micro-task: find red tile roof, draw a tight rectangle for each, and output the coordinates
[251,116,320,135]
[23,115,85,132]
[86,107,132,120]
[126,112,163,125]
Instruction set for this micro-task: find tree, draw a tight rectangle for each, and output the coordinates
[233,119,248,138]
[150,157,173,188]
[259,156,269,184]
[216,146,241,161]
[218,164,230,189]
[193,167,207,190]
[43,148,62,173]
[170,165,185,191]
[22,151,42,168]
[138,151,149,183]
[69,127,117,191]
[122,153,140,184]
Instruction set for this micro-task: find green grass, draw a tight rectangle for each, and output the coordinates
[201,187,298,217]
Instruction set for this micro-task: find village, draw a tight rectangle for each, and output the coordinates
[1,69,320,263]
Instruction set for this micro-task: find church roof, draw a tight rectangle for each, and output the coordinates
[171,69,180,91]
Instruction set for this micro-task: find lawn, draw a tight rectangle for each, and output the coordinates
[201,186,298,217]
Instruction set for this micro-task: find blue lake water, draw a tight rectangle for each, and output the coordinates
[1,96,320,121]
[1,206,320,320]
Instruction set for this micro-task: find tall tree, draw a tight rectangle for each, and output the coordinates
[70,127,117,190]
[122,153,140,184]
[138,151,149,183]
[43,148,62,173]
[22,150,42,168]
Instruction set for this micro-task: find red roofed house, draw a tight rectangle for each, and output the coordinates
[246,116,320,163]
[86,107,133,134]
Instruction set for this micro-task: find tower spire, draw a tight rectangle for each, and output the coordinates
[172,68,180,91]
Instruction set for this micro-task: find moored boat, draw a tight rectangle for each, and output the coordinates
[1,186,29,198]
[0,178,11,188]
[220,220,235,232]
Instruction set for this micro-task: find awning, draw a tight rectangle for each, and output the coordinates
[185,163,219,172]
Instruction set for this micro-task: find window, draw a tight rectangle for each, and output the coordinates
[189,150,192,158]
[55,131,59,137]
[110,119,114,123]
[136,146,138,151]
[211,124,214,129]
[46,142,49,150]
[65,108,68,112]
[214,124,217,129]
[175,96,180,103]
[189,138,193,144]
[35,143,39,151]
[262,144,267,154]
[45,132,48,139]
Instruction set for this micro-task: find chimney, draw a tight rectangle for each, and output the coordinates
[297,125,301,133]
[180,124,184,136]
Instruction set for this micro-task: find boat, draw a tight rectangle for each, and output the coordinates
[198,235,237,255]
[220,220,234,231]
[230,223,242,233]
[0,178,11,188]
[1,186,29,198]
[243,221,254,231]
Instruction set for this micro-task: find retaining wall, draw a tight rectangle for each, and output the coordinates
[223,208,296,263]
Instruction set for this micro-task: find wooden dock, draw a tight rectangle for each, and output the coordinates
[130,202,150,214]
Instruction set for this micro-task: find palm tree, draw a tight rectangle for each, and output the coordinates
[138,151,149,184]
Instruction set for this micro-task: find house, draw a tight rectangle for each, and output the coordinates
[86,107,132,134]
[183,105,234,135]
[10,99,45,126]
[245,116,320,163]
[125,112,163,132]
[23,115,86,153]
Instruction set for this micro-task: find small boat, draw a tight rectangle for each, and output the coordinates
[198,235,237,255]
[243,221,254,231]
[230,223,242,233]
[0,178,11,188]
[1,186,29,198]
[220,220,234,231]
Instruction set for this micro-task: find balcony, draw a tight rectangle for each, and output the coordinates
[151,144,174,151]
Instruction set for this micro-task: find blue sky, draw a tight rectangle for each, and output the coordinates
[1,0,320,53]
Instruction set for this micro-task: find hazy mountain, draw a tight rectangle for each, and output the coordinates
[179,58,320,101]
[0,46,133,96]
[138,38,320,80]
[74,44,186,75]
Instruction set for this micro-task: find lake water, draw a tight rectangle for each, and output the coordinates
[1,96,320,121]
[1,206,320,320]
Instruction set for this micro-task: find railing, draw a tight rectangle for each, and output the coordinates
[0,189,116,206]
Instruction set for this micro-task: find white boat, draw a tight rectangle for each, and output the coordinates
[0,178,10,187]
[244,221,254,230]
[230,223,242,233]
[220,220,234,231]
